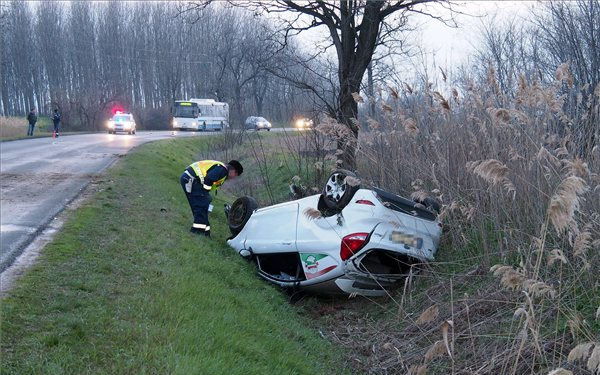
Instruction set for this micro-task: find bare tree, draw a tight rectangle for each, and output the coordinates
[534,0,599,155]
[1,1,335,130]
[183,0,448,168]
[36,1,67,113]
[474,0,599,155]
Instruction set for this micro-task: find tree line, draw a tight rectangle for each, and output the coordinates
[0,1,317,130]
[1,0,597,159]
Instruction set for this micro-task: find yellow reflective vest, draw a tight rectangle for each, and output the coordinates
[189,160,227,191]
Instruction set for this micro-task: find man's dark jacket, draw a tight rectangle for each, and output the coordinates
[27,111,37,125]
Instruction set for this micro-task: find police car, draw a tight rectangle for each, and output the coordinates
[107,111,136,135]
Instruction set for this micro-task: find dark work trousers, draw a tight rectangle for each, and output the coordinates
[53,121,60,136]
[27,123,35,136]
[180,171,212,236]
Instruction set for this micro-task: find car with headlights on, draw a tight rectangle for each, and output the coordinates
[245,116,272,131]
[107,112,136,134]
[294,117,314,129]
[225,169,442,297]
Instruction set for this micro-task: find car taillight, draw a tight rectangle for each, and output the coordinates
[355,199,375,206]
[340,232,369,261]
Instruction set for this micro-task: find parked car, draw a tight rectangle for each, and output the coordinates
[107,112,136,134]
[225,169,442,297]
[245,116,272,131]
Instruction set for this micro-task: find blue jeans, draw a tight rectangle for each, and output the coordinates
[27,123,35,136]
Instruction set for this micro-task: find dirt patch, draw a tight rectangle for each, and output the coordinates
[1,172,100,202]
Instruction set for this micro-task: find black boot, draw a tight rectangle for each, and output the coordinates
[190,227,203,234]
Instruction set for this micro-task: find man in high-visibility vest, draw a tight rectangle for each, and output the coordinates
[180,160,243,237]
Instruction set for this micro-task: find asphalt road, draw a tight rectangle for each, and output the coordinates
[0,130,199,273]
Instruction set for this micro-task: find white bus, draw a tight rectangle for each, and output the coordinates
[172,98,229,131]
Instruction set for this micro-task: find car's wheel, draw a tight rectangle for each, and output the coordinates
[228,196,258,236]
[108,130,112,134]
[322,169,360,210]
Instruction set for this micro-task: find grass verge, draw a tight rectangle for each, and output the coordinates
[0,116,55,140]
[0,136,353,375]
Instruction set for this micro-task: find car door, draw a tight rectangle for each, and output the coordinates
[243,201,299,254]
[294,196,344,281]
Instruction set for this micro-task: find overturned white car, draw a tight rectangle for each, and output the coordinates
[225,170,442,297]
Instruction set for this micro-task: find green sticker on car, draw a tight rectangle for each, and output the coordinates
[300,253,338,280]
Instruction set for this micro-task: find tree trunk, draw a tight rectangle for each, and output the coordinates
[333,1,382,170]
[336,79,360,169]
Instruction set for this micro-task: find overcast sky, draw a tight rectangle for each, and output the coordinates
[291,1,542,84]
[414,1,539,67]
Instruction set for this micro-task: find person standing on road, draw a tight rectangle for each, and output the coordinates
[180,159,243,238]
[26,107,37,136]
[52,108,61,137]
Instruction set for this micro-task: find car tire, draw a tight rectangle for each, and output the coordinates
[322,169,360,210]
[228,196,258,236]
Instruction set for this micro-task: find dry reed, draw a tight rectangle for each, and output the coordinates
[265,60,599,375]
[339,61,599,374]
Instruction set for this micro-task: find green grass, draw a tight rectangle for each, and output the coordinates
[0,136,354,375]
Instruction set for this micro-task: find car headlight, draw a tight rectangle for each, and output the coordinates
[295,119,303,127]
[108,121,114,128]
[192,122,197,126]
[172,120,178,127]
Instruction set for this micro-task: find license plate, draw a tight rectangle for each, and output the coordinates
[390,231,422,249]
